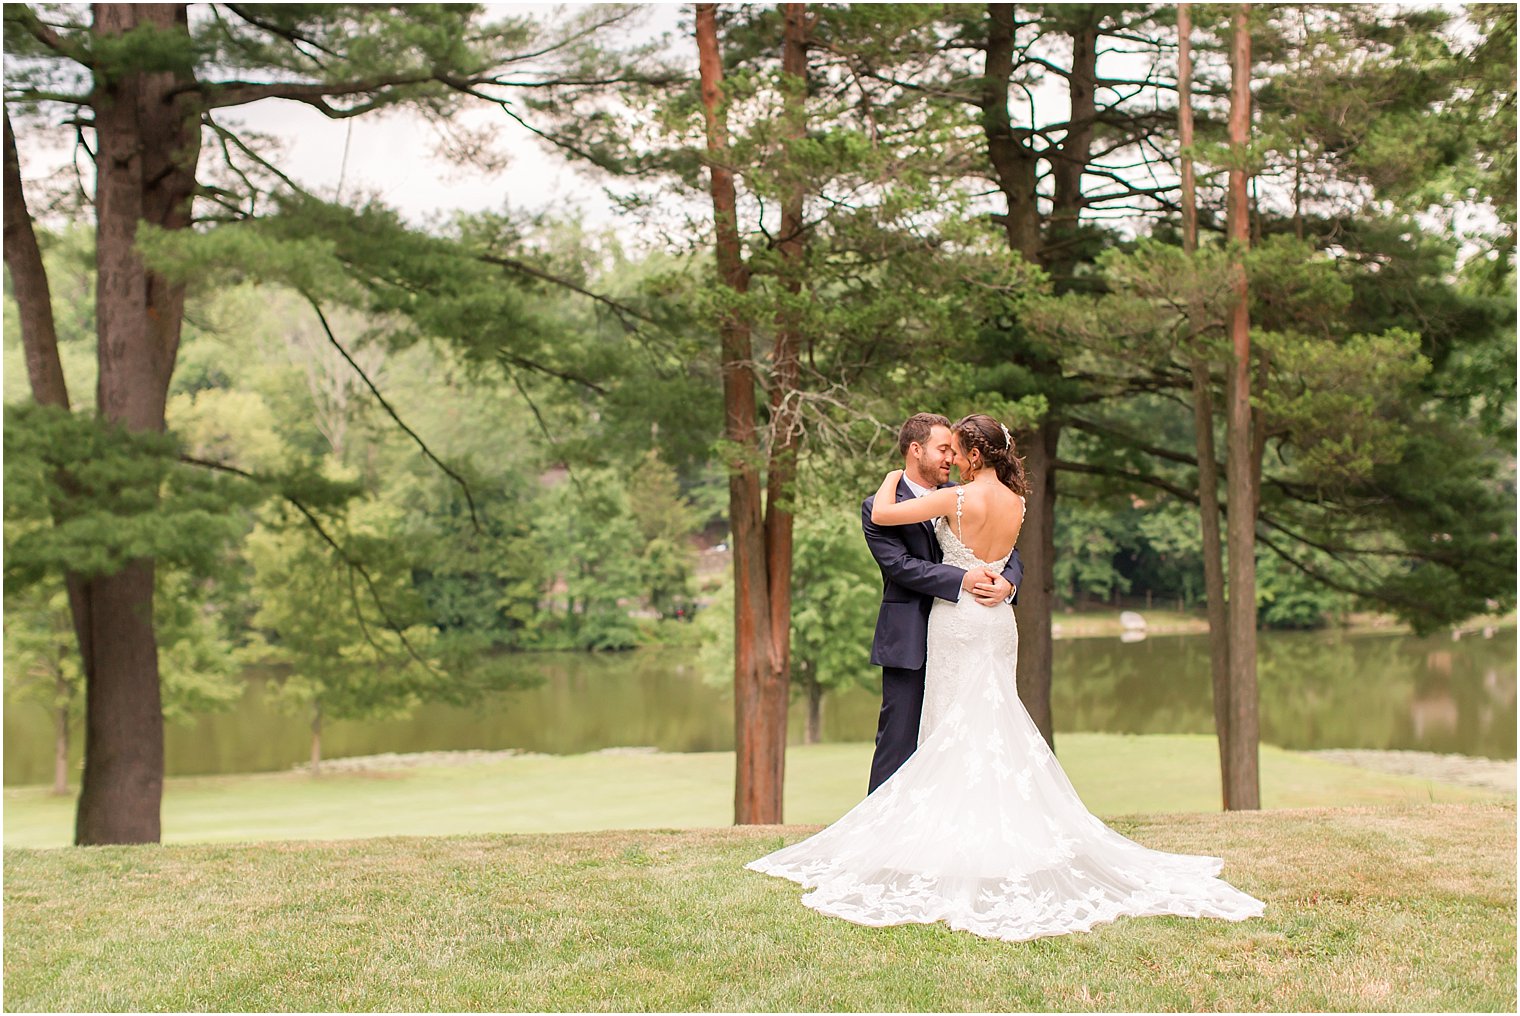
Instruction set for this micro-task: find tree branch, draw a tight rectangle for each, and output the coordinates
[299,291,483,533]
[178,455,441,675]
[3,6,89,64]
[476,252,653,334]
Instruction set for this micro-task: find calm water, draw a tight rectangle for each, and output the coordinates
[4,628,1514,785]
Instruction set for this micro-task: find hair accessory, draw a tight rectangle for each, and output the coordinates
[1000,423,1012,449]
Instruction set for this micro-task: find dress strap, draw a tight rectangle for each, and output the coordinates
[955,485,965,540]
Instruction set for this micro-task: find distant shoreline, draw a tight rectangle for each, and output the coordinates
[279,743,1518,793]
[1049,608,1517,641]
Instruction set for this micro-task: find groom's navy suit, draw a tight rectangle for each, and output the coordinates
[862,478,1024,793]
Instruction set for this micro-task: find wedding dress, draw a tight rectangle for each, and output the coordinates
[747,489,1265,942]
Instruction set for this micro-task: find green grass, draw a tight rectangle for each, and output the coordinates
[3,803,1513,1011]
[4,734,1503,849]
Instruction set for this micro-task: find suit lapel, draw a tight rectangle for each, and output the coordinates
[897,477,936,545]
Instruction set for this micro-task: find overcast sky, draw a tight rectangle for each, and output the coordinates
[12,2,689,232]
[10,4,1490,256]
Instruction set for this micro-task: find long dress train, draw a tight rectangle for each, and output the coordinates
[746,507,1265,942]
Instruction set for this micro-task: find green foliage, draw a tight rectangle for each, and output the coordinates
[2,584,80,726]
[245,497,429,727]
[1256,327,1428,484]
[5,2,1515,751]
[788,491,882,699]
[2,404,266,588]
[1132,502,1208,606]
[1054,501,1132,606]
[698,464,887,702]
[154,570,245,720]
[1352,420,1517,633]
[1254,551,1349,631]
[626,448,699,619]
[542,469,647,652]
[3,557,243,726]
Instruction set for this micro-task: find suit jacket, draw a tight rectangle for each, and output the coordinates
[861,478,1025,671]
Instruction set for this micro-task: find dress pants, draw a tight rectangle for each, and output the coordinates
[867,664,925,794]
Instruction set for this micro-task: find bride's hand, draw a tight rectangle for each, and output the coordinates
[883,468,903,486]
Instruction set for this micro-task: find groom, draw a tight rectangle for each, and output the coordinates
[861,413,1024,793]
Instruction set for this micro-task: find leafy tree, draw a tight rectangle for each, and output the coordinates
[788,495,880,744]
[245,497,430,774]
[542,469,647,651]
[3,585,79,796]
[1053,502,1130,607]
[1254,550,1349,630]
[3,1,653,843]
[626,447,699,619]
[698,487,879,746]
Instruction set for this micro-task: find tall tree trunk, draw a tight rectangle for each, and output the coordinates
[1047,9,1098,283]
[310,703,323,775]
[805,676,822,745]
[981,5,1041,256]
[1010,12,1104,752]
[53,674,71,797]
[4,110,102,746]
[1177,5,1198,257]
[979,4,1061,750]
[3,112,70,409]
[1192,366,1231,796]
[75,3,202,845]
[696,3,781,824]
[1223,3,1261,811]
[1178,2,1233,806]
[1014,421,1059,749]
[753,1,813,812]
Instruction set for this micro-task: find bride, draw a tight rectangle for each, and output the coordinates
[746,413,1265,942]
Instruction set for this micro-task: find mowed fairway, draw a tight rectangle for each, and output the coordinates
[3,804,1514,1012]
[3,734,1505,849]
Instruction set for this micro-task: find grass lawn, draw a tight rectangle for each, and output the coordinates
[3,803,1513,1011]
[4,734,1505,850]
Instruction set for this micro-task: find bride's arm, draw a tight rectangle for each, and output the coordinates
[869,470,959,525]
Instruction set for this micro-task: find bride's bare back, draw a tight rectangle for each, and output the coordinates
[951,478,1024,564]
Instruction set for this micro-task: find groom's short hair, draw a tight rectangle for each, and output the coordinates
[898,413,951,456]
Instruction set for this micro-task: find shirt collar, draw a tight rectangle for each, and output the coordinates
[902,474,934,498]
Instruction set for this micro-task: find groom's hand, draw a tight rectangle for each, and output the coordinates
[962,567,1002,601]
[972,573,1014,606]
[960,568,995,598]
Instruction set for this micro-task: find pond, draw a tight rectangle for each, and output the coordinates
[4,626,1514,785]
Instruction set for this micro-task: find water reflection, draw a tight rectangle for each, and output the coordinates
[1045,628,1518,757]
[4,628,1514,784]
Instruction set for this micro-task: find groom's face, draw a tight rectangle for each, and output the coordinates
[909,425,955,486]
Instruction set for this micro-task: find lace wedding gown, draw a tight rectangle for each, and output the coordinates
[747,492,1265,942]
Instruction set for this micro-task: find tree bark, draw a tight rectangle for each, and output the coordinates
[754,0,813,811]
[1223,3,1261,811]
[980,5,1041,257]
[1192,365,1231,795]
[1178,2,1233,807]
[3,111,70,409]
[1046,8,1098,281]
[696,3,782,824]
[74,3,202,845]
[1014,420,1059,749]
[7,93,107,816]
[977,4,1061,750]
[1177,5,1199,256]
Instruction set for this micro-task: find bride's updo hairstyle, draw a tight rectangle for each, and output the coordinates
[952,414,1029,496]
